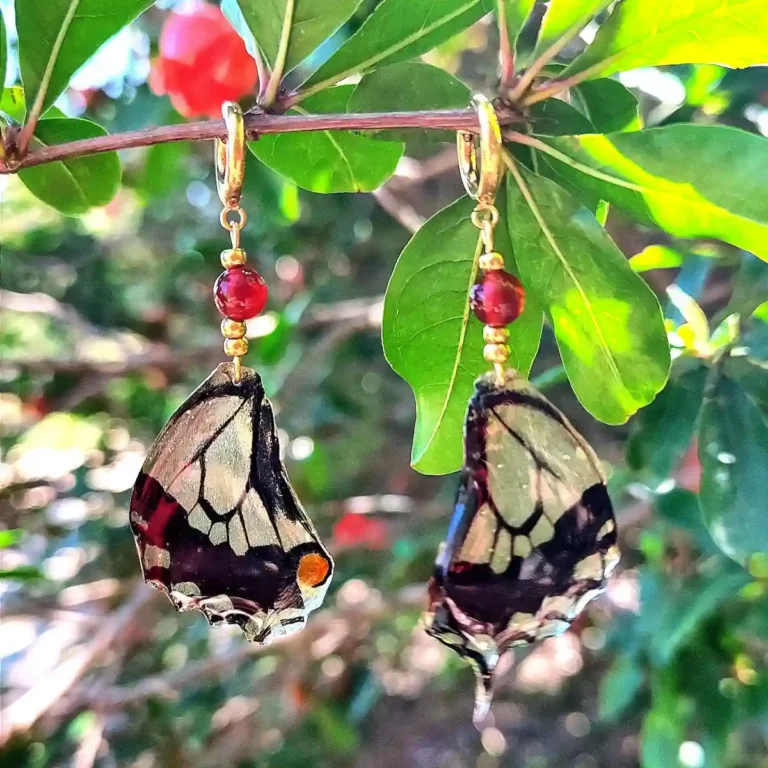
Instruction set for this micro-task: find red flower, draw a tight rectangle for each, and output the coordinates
[150,3,257,118]
[332,513,389,550]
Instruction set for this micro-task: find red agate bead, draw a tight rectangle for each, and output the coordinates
[470,270,526,327]
[214,267,268,320]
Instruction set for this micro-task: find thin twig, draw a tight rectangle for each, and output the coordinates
[1,109,523,173]
[0,585,153,747]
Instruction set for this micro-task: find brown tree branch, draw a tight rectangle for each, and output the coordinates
[1,109,523,174]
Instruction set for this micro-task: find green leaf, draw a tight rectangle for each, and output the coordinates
[0,566,45,581]
[496,0,535,53]
[538,126,768,263]
[723,252,768,319]
[655,489,718,553]
[699,372,768,566]
[528,0,612,63]
[18,118,121,215]
[0,529,23,549]
[249,86,403,193]
[599,655,645,723]
[16,0,155,117]
[301,0,488,96]
[347,62,470,144]
[0,9,7,93]
[724,312,768,417]
[564,0,768,80]
[382,196,542,475]
[0,86,27,125]
[530,98,595,136]
[504,165,670,425]
[629,245,684,273]
[137,142,187,201]
[627,362,707,480]
[222,0,362,74]
[641,710,682,768]
[573,78,642,133]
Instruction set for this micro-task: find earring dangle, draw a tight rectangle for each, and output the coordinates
[423,95,620,723]
[130,102,333,644]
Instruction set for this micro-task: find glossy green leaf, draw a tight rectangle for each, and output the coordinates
[573,78,642,133]
[529,0,612,62]
[0,86,27,125]
[724,311,768,417]
[18,118,121,215]
[699,373,768,566]
[496,0,535,53]
[724,252,768,319]
[564,0,768,80]
[16,0,155,117]
[627,362,707,480]
[504,167,670,424]
[538,126,768,263]
[629,245,683,273]
[222,0,362,73]
[599,655,645,723]
[249,87,403,193]
[382,196,543,475]
[347,62,469,144]
[301,0,488,96]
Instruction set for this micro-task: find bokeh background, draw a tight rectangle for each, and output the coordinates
[1,2,767,767]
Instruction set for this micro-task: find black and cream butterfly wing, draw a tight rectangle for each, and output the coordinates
[130,363,333,643]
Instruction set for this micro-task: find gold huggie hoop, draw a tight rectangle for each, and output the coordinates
[457,94,503,204]
[215,102,246,208]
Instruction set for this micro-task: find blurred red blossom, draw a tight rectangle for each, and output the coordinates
[149,2,257,118]
[332,513,389,550]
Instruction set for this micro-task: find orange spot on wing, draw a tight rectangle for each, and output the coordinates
[297,553,330,588]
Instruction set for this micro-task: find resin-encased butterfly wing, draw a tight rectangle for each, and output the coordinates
[425,370,619,718]
[130,363,333,643]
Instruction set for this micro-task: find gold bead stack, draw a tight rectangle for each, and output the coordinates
[221,247,247,268]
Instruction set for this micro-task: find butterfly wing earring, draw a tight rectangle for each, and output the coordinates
[423,95,620,721]
[130,103,333,643]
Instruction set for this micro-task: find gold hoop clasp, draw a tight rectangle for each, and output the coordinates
[457,94,503,204]
[215,102,246,208]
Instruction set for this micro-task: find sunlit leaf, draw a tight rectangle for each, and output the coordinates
[573,78,642,133]
[347,62,469,145]
[538,126,768,263]
[301,0,489,96]
[564,0,768,80]
[0,529,24,549]
[528,0,612,63]
[699,372,768,566]
[629,245,683,273]
[504,167,670,424]
[222,0,362,73]
[18,118,121,215]
[249,87,403,193]
[382,196,542,475]
[16,0,155,116]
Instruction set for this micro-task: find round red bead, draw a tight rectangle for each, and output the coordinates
[470,270,526,327]
[214,267,268,321]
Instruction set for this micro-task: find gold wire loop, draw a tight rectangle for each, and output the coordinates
[471,204,499,251]
[457,94,503,204]
[215,102,246,207]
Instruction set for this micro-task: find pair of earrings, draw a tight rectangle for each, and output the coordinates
[129,98,619,720]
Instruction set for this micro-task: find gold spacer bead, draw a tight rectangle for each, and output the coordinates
[224,337,249,357]
[479,251,505,271]
[483,343,510,365]
[221,248,247,268]
[221,318,247,339]
[483,326,510,344]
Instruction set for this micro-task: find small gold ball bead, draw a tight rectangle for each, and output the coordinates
[479,252,505,271]
[483,326,509,344]
[224,337,249,357]
[221,248,247,268]
[483,342,510,365]
[221,318,247,339]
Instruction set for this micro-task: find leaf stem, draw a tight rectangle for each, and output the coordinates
[17,0,81,156]
[520,64,601,106]
[496,0,516,89]
[0,109,524,174]
[263,0,295,106]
